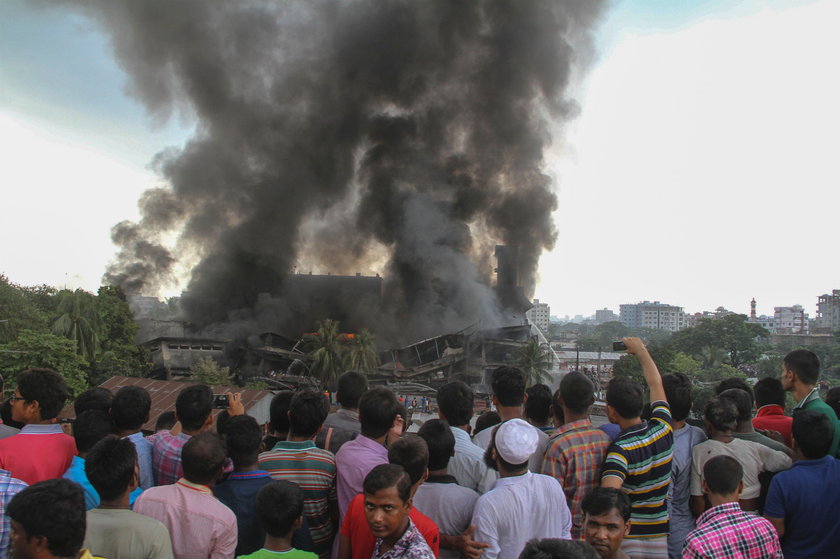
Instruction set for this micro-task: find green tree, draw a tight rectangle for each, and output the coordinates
[306,319,345,388]
[670,314,768,368]
[612,346,675,386]
[190,356,232,385]
[51,289,103,364]
[344,329,379,374]
[0,275,48,343]
[89,285,153,384]
[669,352,701,375]
[517,338,553,386]
[0,329,88,396]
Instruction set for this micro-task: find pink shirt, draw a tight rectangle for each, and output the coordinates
[334,434,388,518]
[0,424,76,485]
[134,478,237,559]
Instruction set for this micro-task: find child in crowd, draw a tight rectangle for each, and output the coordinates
[240,480,318,559]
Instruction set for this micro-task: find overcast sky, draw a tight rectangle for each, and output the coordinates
[1,0,837,320]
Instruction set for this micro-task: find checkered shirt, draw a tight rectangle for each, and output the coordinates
[0,469,28,558]
[682,502,782,558]
[152,430,191,486]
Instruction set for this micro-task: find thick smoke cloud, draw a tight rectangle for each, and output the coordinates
[67,0,605,343]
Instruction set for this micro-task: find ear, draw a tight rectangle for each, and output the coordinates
[624,521,631,536]
[492,395,499,406]
[202,414,214,430]
[421,467,429,484]
[701,478,710,496]
[736,479,744,497]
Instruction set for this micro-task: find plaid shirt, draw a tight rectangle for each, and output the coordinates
[0,469,28,558]
[682,502,782,559]
[152,430,191,486]
[540,418,611,539]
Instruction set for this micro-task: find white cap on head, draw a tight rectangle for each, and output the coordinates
[494,418,538,465]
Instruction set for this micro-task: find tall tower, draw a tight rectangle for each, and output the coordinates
[750,298,757,321]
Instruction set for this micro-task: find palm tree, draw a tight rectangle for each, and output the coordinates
[345,328,379,374]
[51,289,103,364]
[517,337,553,386]
[305,319,345,388]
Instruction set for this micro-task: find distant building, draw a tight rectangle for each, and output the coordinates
[526,299,551,332]
[594,308,619,324]
[619,301,687,332]
[773,305,809,334]
[815,290,840,333]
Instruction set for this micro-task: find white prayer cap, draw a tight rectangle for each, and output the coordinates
[494,418,538,465]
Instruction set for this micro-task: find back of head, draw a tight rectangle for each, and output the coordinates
[363,463,411,504]
[73,387,113,416]
[581,487,631,522]
[155,411,176,432]
[784,349,820,385]
[111,385,152,431]
[182,431,226,485]
[559,372,595,415]
[86,435,137,502]
[524,384,552,425]
[289,389,329,438]
[826,386,840,418]
[518,539,600,559]
[359,386,399,439]
[269,390,294,435]
[492,367,526,407]
[753,377,786,409]
[703,455,743,495]
[704,397,738,432]
[662,372,693,422]
[792,409,834,459]
[16,368,69,420]
[474,411,501,435]
[715,378,754,407]
[417,419,454,472]
[175,384,213,431]
[606,377,644,419]
[257,480,304,538]
[437,381,474,427]
[73,410,114,454]
[222,415,263,468]
[388,434,429,485]
[7,478,86,558]
[337,371,368,409]
[718,388,753,423]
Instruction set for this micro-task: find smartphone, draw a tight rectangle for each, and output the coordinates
[612,341,627,351]
[213,394,229,409]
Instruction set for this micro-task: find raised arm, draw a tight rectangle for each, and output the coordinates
[622,337,666,404]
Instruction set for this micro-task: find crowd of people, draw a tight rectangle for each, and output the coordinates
[0,339,838,559]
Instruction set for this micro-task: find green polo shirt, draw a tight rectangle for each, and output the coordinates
[796,390,840,457]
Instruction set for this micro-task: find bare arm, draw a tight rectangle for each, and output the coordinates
[440,526,489,559]
[690,495,706,517]
[623,337,666,404]
[601,476,623,489]
[766,516,785,539]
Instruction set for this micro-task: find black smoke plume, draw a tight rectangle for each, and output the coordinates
[65,0,606,343]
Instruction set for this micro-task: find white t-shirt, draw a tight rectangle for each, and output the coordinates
[690,438,791,499]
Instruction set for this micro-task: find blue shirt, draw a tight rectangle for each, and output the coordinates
[126,431,155,490]
[63,456,143,511]
[0,469,28,559]
[764,455,840,559]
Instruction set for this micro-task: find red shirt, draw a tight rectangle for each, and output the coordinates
[753,405,793,447]
[340,493,440,559]
[0,424,76,485]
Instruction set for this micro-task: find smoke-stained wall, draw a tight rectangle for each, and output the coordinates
[62,0,606,344]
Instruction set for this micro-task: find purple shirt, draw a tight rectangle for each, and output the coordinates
[335,434,388,518]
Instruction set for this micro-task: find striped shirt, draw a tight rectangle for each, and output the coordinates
[259,440,337,559]
[683,502,782,558]
[601,400,674,538]
[541,418,611,539]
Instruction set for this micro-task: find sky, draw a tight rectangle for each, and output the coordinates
[1,0,838,321]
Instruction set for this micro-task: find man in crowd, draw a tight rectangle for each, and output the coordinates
[472,419,571,559]
[0,375,20,440]
[436,381,495,494]
[0,369,76,485]
[582,488,631,559]
[683,456,782,558]
[519,540,599,559]
[335,386,401,518]
[135,432,237,559]
[472,367,548,473]
[242,481,318,559]
[752,377,792,447]
[764,410,840,558]
[601,338,673,559]
[541,371,611,540]
[781,349,840,456]
[263,391,293,450]
[73,388,113,416]
[84,435,173,559]
[316,371,368,454]
[719,388,789,453]
[524,384,554,434]
[62,409,115,510]
[111,385,155,489]
[259,389,336,559]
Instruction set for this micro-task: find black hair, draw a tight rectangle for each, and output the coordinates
[703,455,743,495]
[7,479,86,558]
[417,419,455,471]
[525,384,552,425]
[337,371,368,409]
[73,387,113,416]
[606,377,644,419]
[704,397,738,432]
[363,463,412,504]
[792,409,834,459]
[359,386,399,439]
[715,378,754,406]
[662,373,693,422]
[518,539,600,559]
[155,411,176,432]
[437,381,474,427]
[72,410,114,454]
[289,389,330,437]
[215,410,231,436]
[269,390,294,435]
[110,386,151,431]
[85,435,137,502]
[550,389,565,425]
[1,399,24,429]
[825,387,840,419]
[753,377,786,409]
[175,384,213,431]
[474,411,501,435]
[16,368,69,420]
[492,367,526,407]
[559,372,595,415]
[581,487,631,522]
[784,349,821,385]
[388,435,429,485]
[256,480,305,538]
[181,431,227,485]
[222,415,263,468]
[718,388,753,423]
